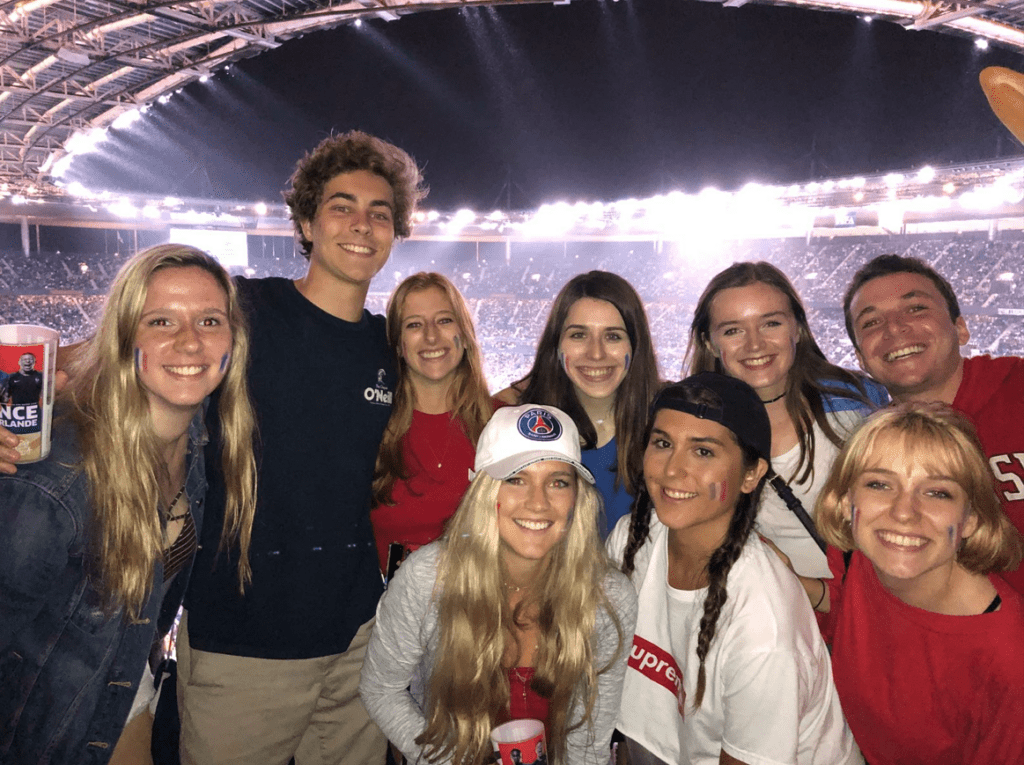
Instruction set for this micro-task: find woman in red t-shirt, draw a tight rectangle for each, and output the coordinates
[814,402,1024,765]
[370,272,494,577]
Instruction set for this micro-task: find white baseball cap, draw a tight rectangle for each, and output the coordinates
[474,404,595,484]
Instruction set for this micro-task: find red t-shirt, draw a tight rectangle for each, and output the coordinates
[370,410,475,572]
[953,354,1024,595]
[823,547,1024,765]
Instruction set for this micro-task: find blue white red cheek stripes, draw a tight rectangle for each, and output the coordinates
[558,350,567,374]
[134,348,146,373]
[709,481,727,502]
[220,353,230,372]
[624,353,631,371]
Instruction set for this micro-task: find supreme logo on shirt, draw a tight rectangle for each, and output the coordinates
[629,635,686,718]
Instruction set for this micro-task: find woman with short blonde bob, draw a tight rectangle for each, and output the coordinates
[371,272,493,575]
[0,244,257,764]
[361,403,637,765]
[814,402,1024,765]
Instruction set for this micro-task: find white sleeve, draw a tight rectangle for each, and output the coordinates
[719,645,805,765]
[359,547,448,765]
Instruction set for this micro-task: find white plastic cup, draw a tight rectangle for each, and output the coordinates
[491,719,547,765]
[0,324,59,463]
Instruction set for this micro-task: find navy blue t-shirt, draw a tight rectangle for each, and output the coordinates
[185,277,396,659]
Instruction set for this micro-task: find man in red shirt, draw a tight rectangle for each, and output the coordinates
[844,254,1024,595]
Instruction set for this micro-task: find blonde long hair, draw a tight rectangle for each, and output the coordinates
[417,472,623,765]
[372,272,492,508]
[67,244,258,619]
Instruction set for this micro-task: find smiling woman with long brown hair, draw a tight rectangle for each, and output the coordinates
[370,272,494,575]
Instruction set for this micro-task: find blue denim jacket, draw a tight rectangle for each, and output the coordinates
[0,411,207,765]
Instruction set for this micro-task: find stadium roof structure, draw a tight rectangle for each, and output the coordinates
[1,0,1024,197]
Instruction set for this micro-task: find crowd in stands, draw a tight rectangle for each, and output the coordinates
[4,232,1023,388]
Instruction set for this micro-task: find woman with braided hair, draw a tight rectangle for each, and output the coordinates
[607,373,860,765]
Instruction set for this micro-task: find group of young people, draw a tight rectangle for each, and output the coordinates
[1,131,1022,765]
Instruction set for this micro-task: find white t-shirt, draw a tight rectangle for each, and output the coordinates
[759,409,863,579]
[607,517,861,765]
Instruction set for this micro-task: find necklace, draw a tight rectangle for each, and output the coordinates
[760,391,786,405]
[421,414,455,470]
[511,667,530,705]
[165,483,188,522]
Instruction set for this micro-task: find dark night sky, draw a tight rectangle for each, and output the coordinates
[64,0,1024,210]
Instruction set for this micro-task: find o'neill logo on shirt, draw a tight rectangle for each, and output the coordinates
[364,368,393,406]
[629,635,686,718]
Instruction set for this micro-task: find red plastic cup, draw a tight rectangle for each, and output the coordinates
[491,719,547,765]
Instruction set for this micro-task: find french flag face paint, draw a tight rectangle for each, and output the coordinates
[559,350,568,375]
[948,522,966,549]
[624,353,631,372]
[134,347,147,373]
[219,352,230,373]
[709,481,727,502]
[850,504,858,531]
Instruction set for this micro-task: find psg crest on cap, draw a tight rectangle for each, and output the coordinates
[517,407,561,442]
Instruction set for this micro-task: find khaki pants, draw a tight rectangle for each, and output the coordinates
[176,611,386,765]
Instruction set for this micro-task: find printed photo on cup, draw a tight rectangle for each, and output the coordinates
[491,719,547,765]
[0,324,59,463]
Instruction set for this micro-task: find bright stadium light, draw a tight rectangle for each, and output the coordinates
[254,202,268,216]
[917,166,936,183]
[111,108,141,131]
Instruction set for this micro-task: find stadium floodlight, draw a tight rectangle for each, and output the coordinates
[942,182,956,195]
[974,38,989,50]
[254,202,268,216]
[111,108,141,131]
[917,166,936,183]
[51,154,74,178]
[445,208,476,233]
[107,200,138,218]
[957,185,1004,210]
[884,173,905,186]
[522,202,577,237]
[64,127,107,156]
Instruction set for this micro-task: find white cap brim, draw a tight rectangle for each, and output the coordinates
[478,451,595,484]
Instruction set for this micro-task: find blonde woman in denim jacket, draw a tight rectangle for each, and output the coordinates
[0,245,256,765]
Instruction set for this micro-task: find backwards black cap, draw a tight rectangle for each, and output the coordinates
[651,372,771,463]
